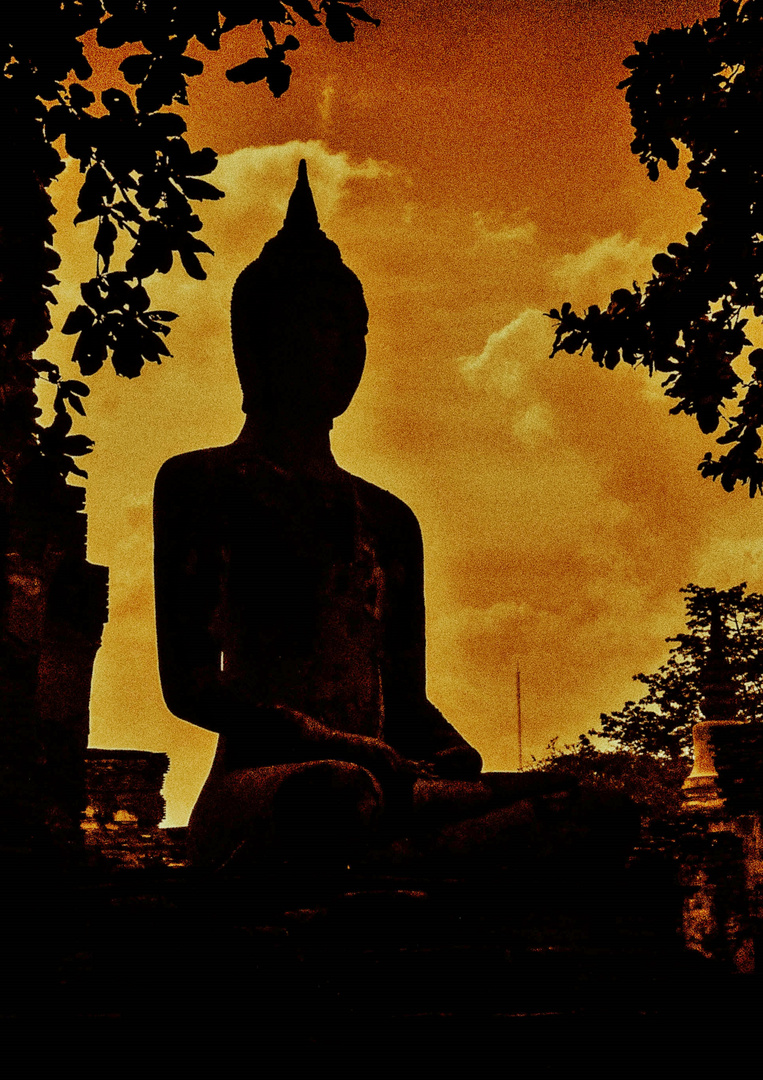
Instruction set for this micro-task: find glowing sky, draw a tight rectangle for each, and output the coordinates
[45,0,763,825]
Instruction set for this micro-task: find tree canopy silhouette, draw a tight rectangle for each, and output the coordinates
[1,1,378,488]
[549,0,763,496]
[589,583,763,762]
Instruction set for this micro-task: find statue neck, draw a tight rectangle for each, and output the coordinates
[235,411,339,480]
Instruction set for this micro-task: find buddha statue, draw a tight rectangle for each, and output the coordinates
[154,161,628,868]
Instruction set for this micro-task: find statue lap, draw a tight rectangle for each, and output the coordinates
[186,738,616,869]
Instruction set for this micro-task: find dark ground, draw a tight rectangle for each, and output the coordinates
[1,839,759,1067]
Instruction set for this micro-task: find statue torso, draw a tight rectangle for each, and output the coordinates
[208,450,387,740]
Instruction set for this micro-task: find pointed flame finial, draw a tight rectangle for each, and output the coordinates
[281,158,321,235]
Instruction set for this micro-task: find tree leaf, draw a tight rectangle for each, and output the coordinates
[62,434,95,456]
[64,459,89,479]
[60,379,90,397]
[179,55,204,76]
[94,218,118,267]
[69,82,96,109]
[145,112,188,136]
[61,305,94,335]
[321,2,379,41]
[177,176,225,200]
[45,105,71,142]
[226,57,270,84]
[288,0,321,26]
[72,329,108,376]
[31,358,60,378]
[266,59,292,97]
[111,346,144,378]
[74,163,114,224]
[80,278,106,310]
[73,53,94,83]
[178,246,207,280]
[186,147,218,175]
[96,16,132,49]
[697,406,720,434]
[120,53,152,85]
[102,88,135,117]
[323,4,356,42]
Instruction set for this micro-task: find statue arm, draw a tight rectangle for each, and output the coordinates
[153,461,324,744]
[381,503,482,779]
[153,455,232,732]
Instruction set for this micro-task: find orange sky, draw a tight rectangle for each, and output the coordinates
[44,0,761,825]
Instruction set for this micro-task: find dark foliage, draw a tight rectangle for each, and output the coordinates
[1,1,377,484]
[710,721,763,811]
[534,737,688,816]
[532,738,695,873]
[591,583,763,761]
[548,0,763,496]
[536,582,763,871]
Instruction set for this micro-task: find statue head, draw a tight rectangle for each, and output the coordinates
[231,160,369,424]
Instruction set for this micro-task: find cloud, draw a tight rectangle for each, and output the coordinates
[472,211,536,246]
[319,83,335,129]
[215,140,394,222]
[552,232,656,301]
[459,309,549,397]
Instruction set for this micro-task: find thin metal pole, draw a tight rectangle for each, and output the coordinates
[516,665,522,771]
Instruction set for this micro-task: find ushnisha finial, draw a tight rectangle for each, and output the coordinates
[281,159,322,236]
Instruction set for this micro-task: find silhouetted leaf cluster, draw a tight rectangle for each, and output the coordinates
[1,1,377,484]
[548,0,763,496]
[589,583,763,761]
[34,361,93,479]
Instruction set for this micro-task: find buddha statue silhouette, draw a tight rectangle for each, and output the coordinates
[154,161,628,867]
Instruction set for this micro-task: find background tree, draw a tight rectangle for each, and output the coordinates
[533,737,688,819]
[549,0,763,496]
[592,583,763,761]
[533,583,763,823]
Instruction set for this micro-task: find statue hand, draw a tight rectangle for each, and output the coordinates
[361,738,421,787]
[428,745,483,780]
[410,760,439,781]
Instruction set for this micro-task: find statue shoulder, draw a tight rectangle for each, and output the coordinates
[351,476,423,547]
[155,445,232,498]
